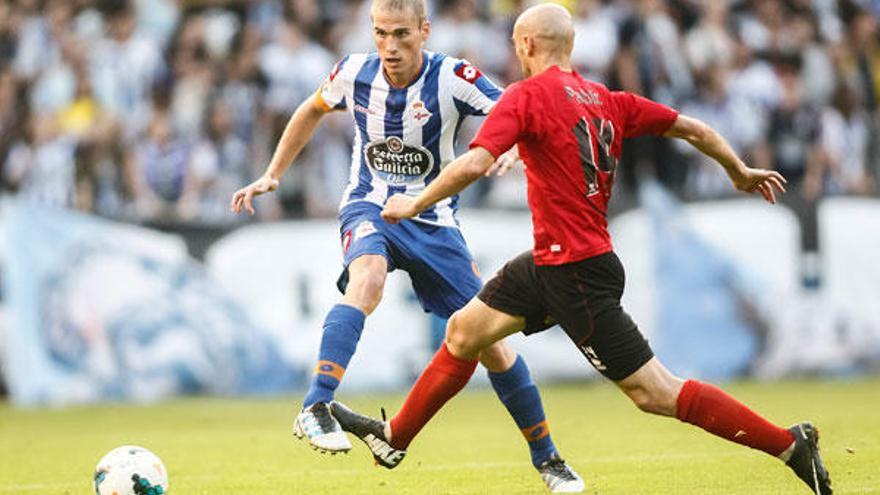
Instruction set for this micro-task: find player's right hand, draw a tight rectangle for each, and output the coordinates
[729,167,787,205]
[230,176,280,215]
[381,194,419,224]
[484,146,521,177]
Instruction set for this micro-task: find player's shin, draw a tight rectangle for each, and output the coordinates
[488,354,558,467]
[389,343,478,449]
[676,379,795,457]
[302,304,366,407]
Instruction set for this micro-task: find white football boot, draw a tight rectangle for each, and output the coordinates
[537,454,585,493]
[293,402,352,454]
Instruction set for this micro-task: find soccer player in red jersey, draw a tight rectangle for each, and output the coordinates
[330,4,832,494]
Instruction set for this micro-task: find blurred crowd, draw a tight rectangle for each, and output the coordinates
[0,0,879,226]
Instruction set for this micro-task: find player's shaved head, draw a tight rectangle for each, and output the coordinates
[371,0,427,22]
[513,3,574,57]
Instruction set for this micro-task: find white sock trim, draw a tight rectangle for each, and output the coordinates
[778,439,796,463]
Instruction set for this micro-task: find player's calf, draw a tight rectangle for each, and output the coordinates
[616,358,683,417]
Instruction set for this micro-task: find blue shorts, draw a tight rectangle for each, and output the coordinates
[336,202,482,318]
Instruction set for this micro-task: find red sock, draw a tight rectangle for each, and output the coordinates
[676,380,794,456]
[389,344,478,449]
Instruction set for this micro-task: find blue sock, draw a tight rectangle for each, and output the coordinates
[488,354,557,468]
[302,304,365,408]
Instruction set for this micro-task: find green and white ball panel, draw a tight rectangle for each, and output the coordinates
[94,445,169,495]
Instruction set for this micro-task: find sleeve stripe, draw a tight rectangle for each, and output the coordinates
[475,76,503,100]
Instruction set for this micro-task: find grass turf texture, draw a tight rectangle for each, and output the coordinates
[0,379,877,494]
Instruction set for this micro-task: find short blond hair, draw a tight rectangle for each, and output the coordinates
[372,0,428,22]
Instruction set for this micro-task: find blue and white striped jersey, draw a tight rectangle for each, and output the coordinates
[316,51,502,227]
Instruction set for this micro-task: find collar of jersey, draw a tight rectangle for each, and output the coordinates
[381,50,429,89]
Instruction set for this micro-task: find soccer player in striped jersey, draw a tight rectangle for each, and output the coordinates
[231,0,583,491]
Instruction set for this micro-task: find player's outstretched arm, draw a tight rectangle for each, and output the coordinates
[381,147,496,223]
[231,93,328,215]
[663,114,787,204]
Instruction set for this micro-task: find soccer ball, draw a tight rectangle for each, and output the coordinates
[94,445,169,495]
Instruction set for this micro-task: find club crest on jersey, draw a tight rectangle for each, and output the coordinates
[454,62,482,84]
[364,136,435,184]
[411,100,432,126]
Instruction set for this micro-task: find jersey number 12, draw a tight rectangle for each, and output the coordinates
[572,117,617,197]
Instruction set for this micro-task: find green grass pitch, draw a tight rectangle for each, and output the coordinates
[1,379,877,494]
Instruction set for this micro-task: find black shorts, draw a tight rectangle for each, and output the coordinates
[477,250,654,381]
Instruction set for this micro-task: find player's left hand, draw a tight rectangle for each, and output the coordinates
[381,194,419,224]
[730,167,787,204]
[484,146,521,177]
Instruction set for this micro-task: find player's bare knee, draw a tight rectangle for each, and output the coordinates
[444,313,468,349]
[445,313,479,358]
[345,272,385,314]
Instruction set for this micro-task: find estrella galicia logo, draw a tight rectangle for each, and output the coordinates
[364,136,434,184]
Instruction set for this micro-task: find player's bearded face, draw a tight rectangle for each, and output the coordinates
[371,8,429,84]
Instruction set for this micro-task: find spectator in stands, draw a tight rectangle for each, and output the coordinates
[0,68,24,187]
[737,0,787,53]
[13,0,68,82]
[610,0,692,196]
[768,57,825,288]
[0,2,17,63]
[74,117,128,216]
[786,13,835,107]
[259,16,334,116]
[684,0,735,75]
[131,110,192,221]
[839,4,880,184]
[168,20,216,139]
[821,81,875,196]
[429,0,508,73]
[4,114,78,208]
[219,24,266,145]
[188,97,249,223]
[727,35,783,113]
[679,64,766,199]
[90,1,165,142]
[571,0,619,83]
